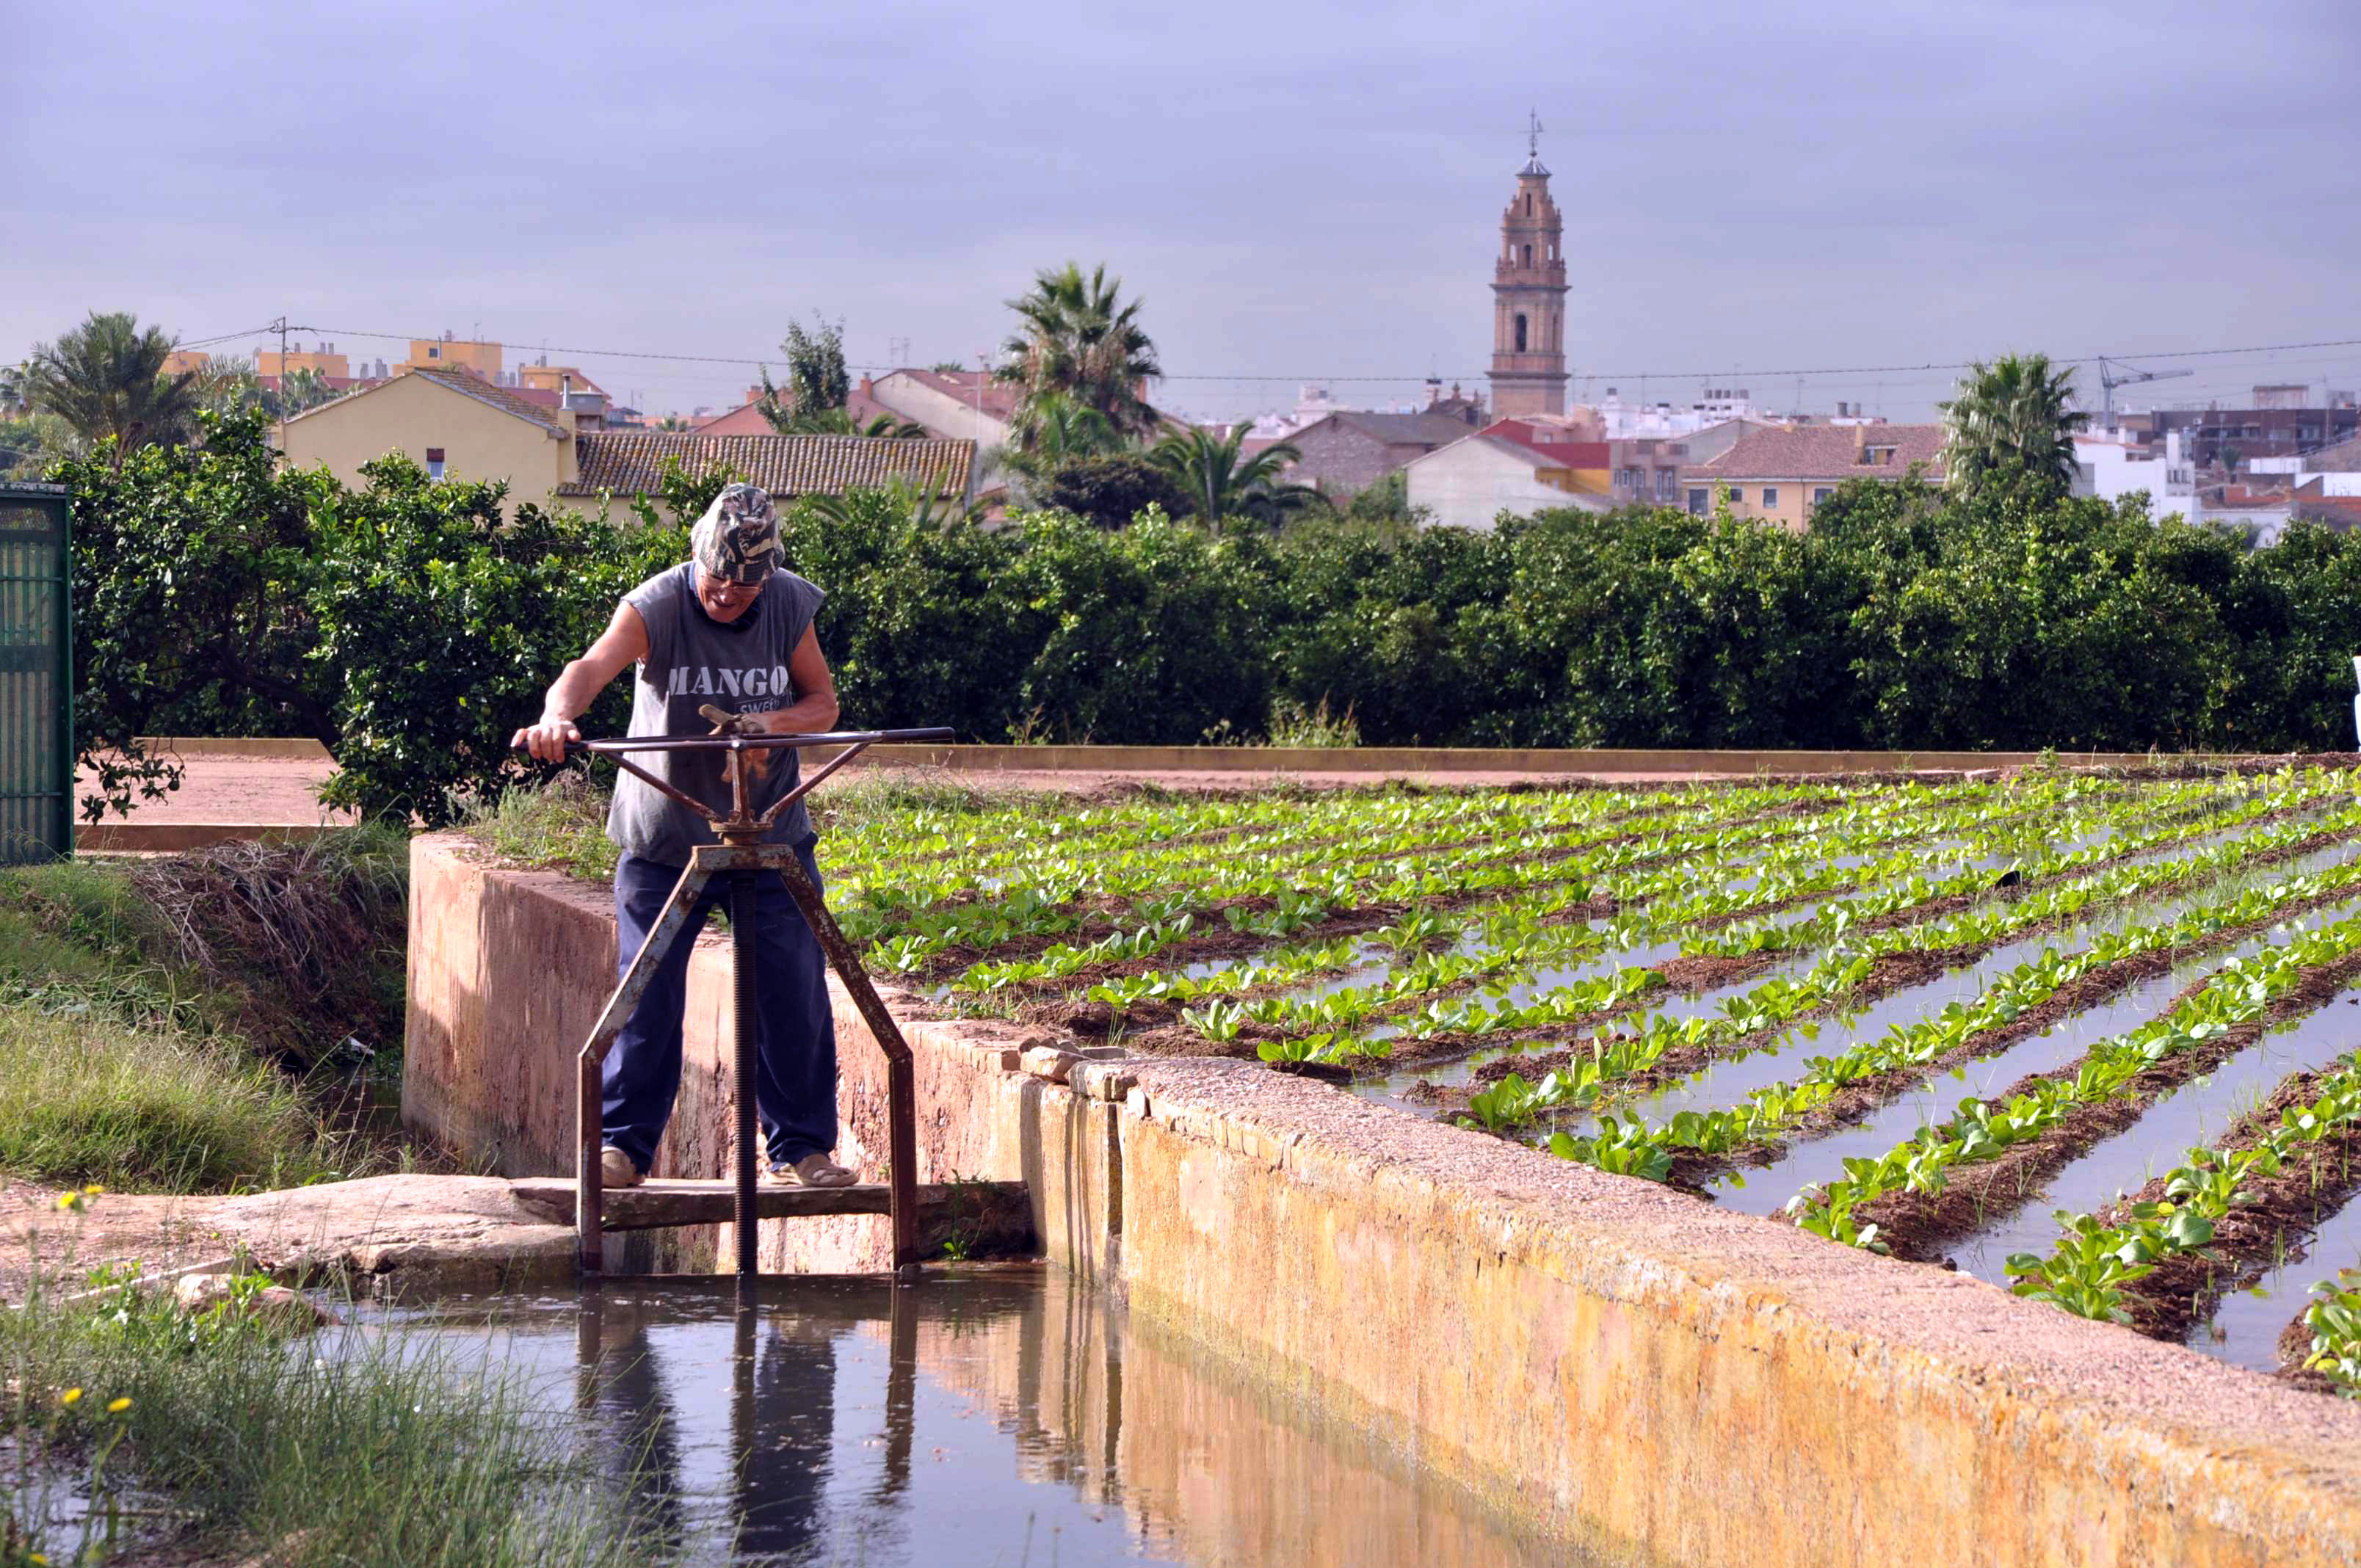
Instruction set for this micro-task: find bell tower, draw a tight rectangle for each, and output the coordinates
[1489,112,1569,417]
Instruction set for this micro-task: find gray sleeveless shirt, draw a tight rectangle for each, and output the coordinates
[604,562,827,865]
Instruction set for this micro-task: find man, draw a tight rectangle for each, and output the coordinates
[512,483,854,1191]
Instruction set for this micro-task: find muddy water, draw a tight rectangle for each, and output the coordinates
[1950,977,2361,1286]
[350,1267,1581,1567]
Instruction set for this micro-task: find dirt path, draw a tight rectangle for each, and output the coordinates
[77,751,351,827]
[0,1179,231,1303]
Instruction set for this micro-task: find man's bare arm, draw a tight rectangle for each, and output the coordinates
[510,602,650,762]
[750,625,840,737]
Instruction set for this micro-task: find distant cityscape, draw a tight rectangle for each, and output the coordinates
[143,142,2361,542]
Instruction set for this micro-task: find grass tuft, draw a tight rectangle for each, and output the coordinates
[3,1272,657,1567]
[0,1001,349,1192]
[0,832,409,1194]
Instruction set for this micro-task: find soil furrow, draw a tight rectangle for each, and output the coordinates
[1385,819,2361,1111]
[1657,872,2361,1189]
[2098,1065,2361,1342]
[1852,945,2361,1263]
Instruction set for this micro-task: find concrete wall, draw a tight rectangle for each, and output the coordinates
[866,371,1011,449]
[1405,438,1611,531]
[407,832,2361,1566]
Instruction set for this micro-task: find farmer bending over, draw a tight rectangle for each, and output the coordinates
[511,482,853,1191]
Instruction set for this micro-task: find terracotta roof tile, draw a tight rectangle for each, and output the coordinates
[1479,421,1610,468]
[559,432,973,499]
[1683,424,1948,482]
[407,367,568,433]
[1296,410,1483,447]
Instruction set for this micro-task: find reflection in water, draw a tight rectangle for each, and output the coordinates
[386,1266,1593,1566]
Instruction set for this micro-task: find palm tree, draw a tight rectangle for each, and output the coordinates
[806,476,986,529]
[1150,428,1314,525]
[1939,352,2088,498]
[274,365,344,417]
[996,262,1162,446]
[996,391,1123,488]
[20,311,202,463]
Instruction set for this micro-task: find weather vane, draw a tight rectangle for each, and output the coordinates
[1528,109,1543,159]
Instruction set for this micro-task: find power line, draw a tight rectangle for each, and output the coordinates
[181,322,2361,388]
[175,324,280,351]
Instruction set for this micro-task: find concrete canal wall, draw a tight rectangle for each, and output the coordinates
[406,832,2361,1567]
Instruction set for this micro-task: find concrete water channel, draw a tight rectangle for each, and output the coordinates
[356,1266,1565,1566]
[405,829,2361,1567]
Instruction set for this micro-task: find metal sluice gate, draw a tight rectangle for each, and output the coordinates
[558,725,952,1280]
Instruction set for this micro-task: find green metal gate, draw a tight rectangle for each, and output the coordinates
[0,482,72,863]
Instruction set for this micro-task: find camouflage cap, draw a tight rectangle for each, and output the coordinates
[690,483,781,585]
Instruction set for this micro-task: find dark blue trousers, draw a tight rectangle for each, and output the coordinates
[604,841,838,1173]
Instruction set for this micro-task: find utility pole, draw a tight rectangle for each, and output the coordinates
[266,315,317,454]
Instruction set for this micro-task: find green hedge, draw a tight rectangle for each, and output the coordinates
[55,413,2361,824]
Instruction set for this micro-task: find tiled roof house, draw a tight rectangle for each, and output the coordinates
[1401,419,1615,531]
[561,432,973,509]
[280,365,974,520]
[1280,410,1488,497]
[1678,424,1947,528]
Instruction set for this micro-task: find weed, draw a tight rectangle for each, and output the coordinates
[0,1258,658,1566]
[1265,696,1360,749]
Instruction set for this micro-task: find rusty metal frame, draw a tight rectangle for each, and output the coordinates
[562,726,951,1277]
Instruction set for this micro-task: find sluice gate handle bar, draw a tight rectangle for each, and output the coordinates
[538,725,954,1281]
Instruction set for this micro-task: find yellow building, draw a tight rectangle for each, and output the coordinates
[518,363,605,397]
[279,367,976,521]
[160,349,212,377]
[258,343,352,379]
[394,334,503,380]
[282,367,574,496]
[1678,424,1948,529]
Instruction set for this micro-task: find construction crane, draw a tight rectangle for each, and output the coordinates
[2097,357,2194,423]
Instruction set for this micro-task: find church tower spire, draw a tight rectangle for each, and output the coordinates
[1489,111,1569,418]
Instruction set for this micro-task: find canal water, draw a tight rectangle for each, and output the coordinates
[355,1265,1581,1567]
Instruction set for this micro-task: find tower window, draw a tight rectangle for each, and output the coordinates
[1521,243,1533,267]
[1515,314,1528,353]
[1525,193,1533,216]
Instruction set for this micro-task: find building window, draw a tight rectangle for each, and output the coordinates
[425,446,446,481]
[1522,243,1533,267]
[1813,487,1832,506]
[1525,193,1533,216]
[1514,314,1528,352]
[1655,469,1676,501]
[1762,487,1779,508]
[1687,488,1708,515]
[427,346,440,360]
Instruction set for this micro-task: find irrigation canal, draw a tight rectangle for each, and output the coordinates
[344,1266,1577,1566]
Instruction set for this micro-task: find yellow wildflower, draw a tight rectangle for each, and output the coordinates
[82,1185,105,1196]
[106,1397,131,1414]
[59,1387,81,1405]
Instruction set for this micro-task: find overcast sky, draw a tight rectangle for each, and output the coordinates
[14,0,2360,423]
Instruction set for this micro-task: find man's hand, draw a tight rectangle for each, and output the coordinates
[511,714,582,763]
[699,704,771,781]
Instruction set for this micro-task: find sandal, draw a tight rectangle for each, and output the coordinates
[766,1153,857,1188]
